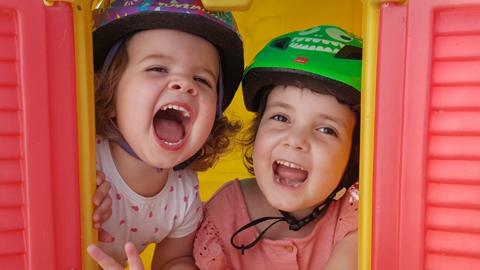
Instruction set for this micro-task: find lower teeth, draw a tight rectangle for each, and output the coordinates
[163,140,181,146]
[276,176,302,187]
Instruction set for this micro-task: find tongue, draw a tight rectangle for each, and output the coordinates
[276,164,308,182]
[154,119,184,142]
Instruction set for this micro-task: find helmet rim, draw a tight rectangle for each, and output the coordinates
[243,67,360,112]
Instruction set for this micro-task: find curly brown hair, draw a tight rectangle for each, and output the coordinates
[95,38,241,172]
[240,84,360,189]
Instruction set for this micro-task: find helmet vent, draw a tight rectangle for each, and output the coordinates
[270,37,291,50]
[335,45,362,60]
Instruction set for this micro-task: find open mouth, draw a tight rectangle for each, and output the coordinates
[153,103,191,149]
[273,160,308,188]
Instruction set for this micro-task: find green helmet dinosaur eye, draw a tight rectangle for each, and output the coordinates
[242,25,362,112]
[324,27,354,43]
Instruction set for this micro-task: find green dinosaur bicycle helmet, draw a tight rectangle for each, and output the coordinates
[243,25,362,112]
[93,0,244,111]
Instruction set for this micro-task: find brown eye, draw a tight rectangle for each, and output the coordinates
[271,114,288,122]
[194,76,213,88]
[317,127,338,137]
[146,66,168,73]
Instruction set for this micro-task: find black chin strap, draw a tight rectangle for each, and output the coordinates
[279,205,326,231]
[230,216,286,255]
[230,200,331,255]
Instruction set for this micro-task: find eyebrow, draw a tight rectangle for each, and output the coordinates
[267,101,350,129]
[137,54,218,79]
[267,101,293,110]
[137,53,171,64]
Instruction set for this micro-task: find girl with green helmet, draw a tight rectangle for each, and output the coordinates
[86,0,244,269]
[193,25,361,269]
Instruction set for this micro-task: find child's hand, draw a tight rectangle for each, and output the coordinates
[93,170,114,242]
[87,242,145,270]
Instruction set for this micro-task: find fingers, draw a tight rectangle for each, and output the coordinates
[87,244,123,270]
[124,242,144,270]
[87,243,145,270]
[93,175,111,208]
[93,171,112,229]
[98,228,114,243]
[93,190,112,228]
[96,170,106,186]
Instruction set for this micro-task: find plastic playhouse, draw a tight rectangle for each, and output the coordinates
[1,0,480,269]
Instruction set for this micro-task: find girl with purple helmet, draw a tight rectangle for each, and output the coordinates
[86,0,243,268]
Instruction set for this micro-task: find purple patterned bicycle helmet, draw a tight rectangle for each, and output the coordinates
[93,0,244,111]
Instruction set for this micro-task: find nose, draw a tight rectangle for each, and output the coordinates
[283,126,310,152]
[167,77,197,96]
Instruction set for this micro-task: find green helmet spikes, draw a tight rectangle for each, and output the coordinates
[242,25,363,112]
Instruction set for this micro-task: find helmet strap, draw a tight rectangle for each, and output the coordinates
[216,68,224,119]
[101,38,124,75]
[230,186,347,254]
[108,119,164,172]
[113,137,140,160]
[279,203,328,231]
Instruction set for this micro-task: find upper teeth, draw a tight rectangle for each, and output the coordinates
[161,104,190,118]
[276,160,306,171]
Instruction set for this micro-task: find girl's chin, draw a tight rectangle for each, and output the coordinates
[139,151,182,169]
[267,196,301,212]
[266,193,316,215]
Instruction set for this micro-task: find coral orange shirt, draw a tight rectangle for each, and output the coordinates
[194,179,358,270]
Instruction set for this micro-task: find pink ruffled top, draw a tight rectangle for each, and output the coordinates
[194,180,358,270]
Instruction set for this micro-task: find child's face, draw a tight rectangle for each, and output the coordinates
[253,85,356,215]
[114,29,219,168]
